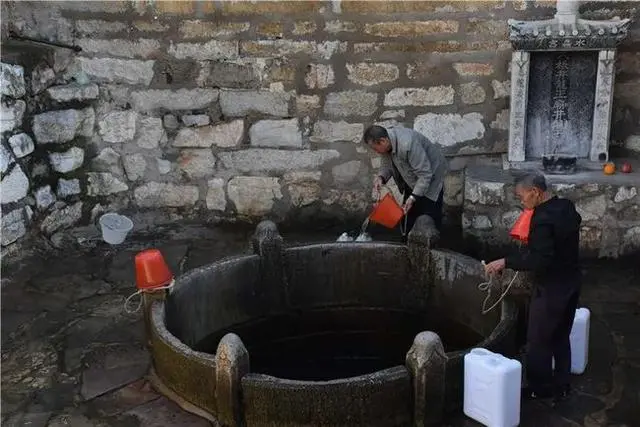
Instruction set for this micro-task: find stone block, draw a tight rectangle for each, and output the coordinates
[346,63,399,86]
[466,19,507,39]
[453,63,494,76]
[197,60,258,89]
[492,80,511,99]
[0,144,14,173]
[256,22,284,38]
[324,91,378,117]
[181,114,210,127]
[622,226,640,254]
[156,158,171,174]
[296,95,321,115]
[0,63,25,98]
[250,119,302,148]
[0,100,25,133]
[99,111,138,143]
[310,120,364,143]
[206,178,227,211]
[501,210,522,229]
[1,208,26,246]
[354,41,500,55]
[31,64,56,95]
[177,149,216,178]
[134,182,199,207]
[131,89,219,112]
[47,83,99,102]
[614,187,637,203]
[60,1,128,12]
[76,38,160,59]
[363,21,459,37]
[227,176,282,216]
[8,133,34,158]
[33,108,94,144]
[325,20,358,34]
[490,109,509,130]
[174,120,244,148]
[576,195,607,222]
[471,215,492,229]
[75,19,127,36]
[406,331,446,427]
[179,20,249,39]
[384,86,454,107]
[220,90,290,117]
[460,82,486,105]
[443,173,464,206]
[414,113,485,147]
[76,57,155,86]
[35,185,56,209]
[87,172,129,196]
[304,64,335,89]
[163,114,179,130]
[293,21,317,35]
[215,333,250,427]
[284,171,322,207]
[136,117,167,149]
[464,179,505,205]
[168,40,239,60]
[41,202,83,234]
[332,160,362,185]
[92,148,124,175]
[123,154,147,181]
[240,40,346,60]
[217,148,340,174]
[49,147,85,173]
[342,1,503,13]
[57,178,81,197]
[221,0,321,14]
[624,135,640,153]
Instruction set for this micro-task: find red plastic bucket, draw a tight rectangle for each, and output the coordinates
[134,249,173,290]
[369,193,404,229]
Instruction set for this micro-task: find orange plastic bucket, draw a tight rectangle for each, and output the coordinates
[509,209,533,244]
[369,193,404,229]
[135,249,173,290]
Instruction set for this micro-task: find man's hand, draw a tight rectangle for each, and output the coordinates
[484,258,506,276]
[402,195,415,213]
[373,176,384,199]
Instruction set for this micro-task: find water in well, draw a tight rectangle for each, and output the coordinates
[194,308,482,381]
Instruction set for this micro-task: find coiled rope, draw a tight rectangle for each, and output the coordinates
[478,263,519,315]
[124,280,175,314]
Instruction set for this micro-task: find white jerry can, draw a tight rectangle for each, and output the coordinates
[551,307,591,375]
[464,348,522,427]
[570,307,590,374]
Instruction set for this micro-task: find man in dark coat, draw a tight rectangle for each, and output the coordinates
[364,125,448,234]
[484,173,582,401]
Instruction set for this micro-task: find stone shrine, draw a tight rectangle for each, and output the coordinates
[506,0,631,173]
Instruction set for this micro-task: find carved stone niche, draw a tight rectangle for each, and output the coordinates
[506,0,631,173]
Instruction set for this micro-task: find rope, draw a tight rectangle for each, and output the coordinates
[124,280,175,314]
[478,263,519,315]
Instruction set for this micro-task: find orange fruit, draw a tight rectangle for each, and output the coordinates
[603,162,616,175]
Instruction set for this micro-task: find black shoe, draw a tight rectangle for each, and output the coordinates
[522,386,553,400]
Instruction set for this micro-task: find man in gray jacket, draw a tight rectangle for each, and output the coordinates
[364,125,448,234]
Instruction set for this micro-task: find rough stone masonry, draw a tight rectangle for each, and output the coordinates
[0,1,639,256]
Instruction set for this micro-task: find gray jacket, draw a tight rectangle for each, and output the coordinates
[377,126,448,202]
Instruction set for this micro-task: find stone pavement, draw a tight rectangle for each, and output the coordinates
[2,225,639,426]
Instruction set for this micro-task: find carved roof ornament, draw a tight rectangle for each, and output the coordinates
[508,0,631,51]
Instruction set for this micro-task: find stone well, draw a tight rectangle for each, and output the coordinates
[146,219,519,426]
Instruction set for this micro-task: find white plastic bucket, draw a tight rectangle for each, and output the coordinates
[99,213,133,245]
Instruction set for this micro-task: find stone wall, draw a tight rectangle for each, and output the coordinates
[463,166,640,258]
[1,1,639,254]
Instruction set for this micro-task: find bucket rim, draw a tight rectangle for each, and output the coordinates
[99,212,134,231]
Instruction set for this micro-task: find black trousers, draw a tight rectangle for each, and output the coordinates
[525,285,580,393]
[401,188,444,235]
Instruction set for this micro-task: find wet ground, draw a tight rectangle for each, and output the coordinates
[1,224,639,426]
